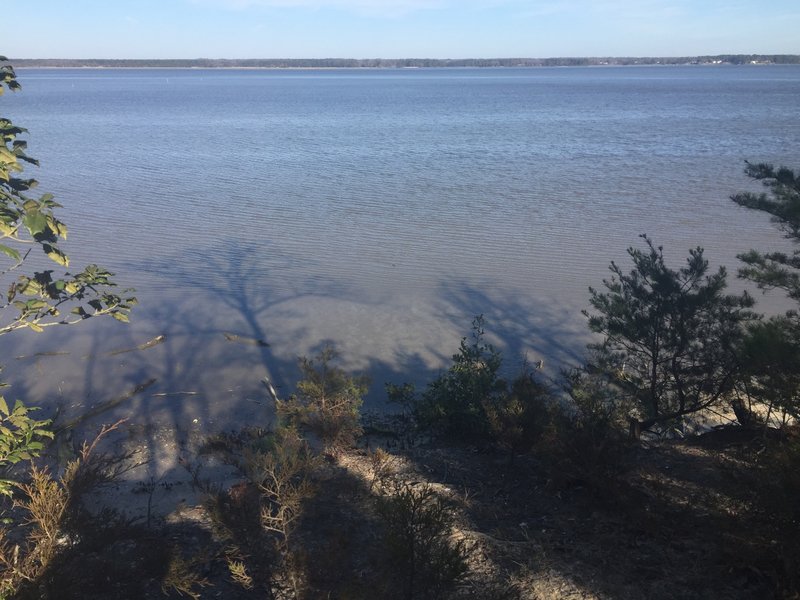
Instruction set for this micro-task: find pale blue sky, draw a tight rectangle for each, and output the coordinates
[4,0,799,59]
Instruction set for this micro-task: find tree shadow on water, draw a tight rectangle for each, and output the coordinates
[435,280,591,379]
[136,238,351,392]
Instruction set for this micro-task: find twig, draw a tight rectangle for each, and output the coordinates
[54,378,157,435]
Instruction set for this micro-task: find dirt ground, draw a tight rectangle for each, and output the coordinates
[5,420,798,600]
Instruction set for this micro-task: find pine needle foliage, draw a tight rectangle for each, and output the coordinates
[278,346,368,451]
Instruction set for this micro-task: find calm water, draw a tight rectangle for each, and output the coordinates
[3,66,800,430]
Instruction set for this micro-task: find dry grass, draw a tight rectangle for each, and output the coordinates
[0,416,795,599]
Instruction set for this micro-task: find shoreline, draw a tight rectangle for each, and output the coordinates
[13,64,781,70]
[9,54,798,70]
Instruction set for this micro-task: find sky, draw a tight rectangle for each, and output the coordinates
[3,0,799,59]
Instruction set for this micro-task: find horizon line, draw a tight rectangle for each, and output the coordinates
[9,53,800,61]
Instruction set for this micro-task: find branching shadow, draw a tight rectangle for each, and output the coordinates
[434,280,591,378]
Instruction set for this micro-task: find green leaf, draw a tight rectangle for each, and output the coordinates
[111,312,130,323]
[0,397,8,416]
[0,244,20,261]
[42,244,69,267]
[20,279,41,295]
[28,322,44,333]
[25,299,47,310]
[0,221,16,237]
[22,210,47,237]
[0,146,16,162]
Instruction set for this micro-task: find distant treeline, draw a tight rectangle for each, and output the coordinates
[11,55,800,68]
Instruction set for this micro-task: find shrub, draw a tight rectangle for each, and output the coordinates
[483,366,553,458]
[406,316,553,455]
[205,426,318,598]
[413,315,505,442]
[278,346,368,452]
[376,481,468,600]
[244,428,317,552]
[161,552,209,600]
[541,368,631,488]
[0,421,132,597]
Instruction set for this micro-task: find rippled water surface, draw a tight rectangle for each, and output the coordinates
[4,66,800,427]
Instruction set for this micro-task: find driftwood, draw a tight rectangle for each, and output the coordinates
[223,332,270,347]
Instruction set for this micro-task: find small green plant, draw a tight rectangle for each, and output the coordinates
[385,382,418,448]
[278,345,369,452]
[376,481,469,600]
[0,421,126,597]
[407,316,553,455]
[205,426,318,598]
[0,392,53,497]
[226,558,254,590]
[413,315,505,441]
[483,365,553,459]
[161,552,209,600]
[0,465,67,597]
[561,365,631,432]
[541,368,631,489]
[244,428,316,552]
[756,426,800,521]
[366,447,397,493]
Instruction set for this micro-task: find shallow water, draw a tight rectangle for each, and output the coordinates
[3,66,800,430]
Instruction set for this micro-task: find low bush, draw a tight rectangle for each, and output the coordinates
[278,345,369,453]
[409,315,554,456]
[540,368,632,489]
[376,481,468,600]
[205,426,318,598]
[412,315,505,442]
[0,421,154,599]
[484,365,553,459]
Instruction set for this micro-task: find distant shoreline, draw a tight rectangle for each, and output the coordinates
[8,54,800,69]
[13,64,796,71]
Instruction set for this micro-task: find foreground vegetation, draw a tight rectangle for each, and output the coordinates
[0,332,797,599]
[0,56,799,598]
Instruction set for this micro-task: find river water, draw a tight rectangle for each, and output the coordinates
[3,66,799,431]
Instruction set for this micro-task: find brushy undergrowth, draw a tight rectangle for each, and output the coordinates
[277,345,369,454]
[203,426,318,598]
[375,481,469,600]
